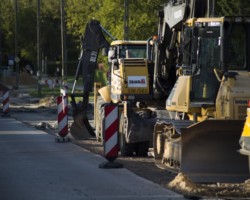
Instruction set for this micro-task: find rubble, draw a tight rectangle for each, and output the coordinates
[168,173,250,198]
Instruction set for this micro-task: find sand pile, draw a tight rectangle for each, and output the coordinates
[168,173,250,198]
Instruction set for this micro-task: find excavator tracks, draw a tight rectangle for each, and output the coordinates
[153,120,193,174]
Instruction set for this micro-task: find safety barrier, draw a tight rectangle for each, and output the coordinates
[41,78,63,88]
[56,95,70,142]
[2,90,10,117]
[99,104,123,168]
[60,82,68,97]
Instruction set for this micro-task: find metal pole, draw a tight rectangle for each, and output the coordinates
[60,0,67,81]
[0,22,1,66]
[37,0,41,95]
[124,0,129,40]
[14,0,19,89]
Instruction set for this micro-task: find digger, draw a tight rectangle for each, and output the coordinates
[70,20,156,156]
[95,39,156,156]
[150,0,250,183]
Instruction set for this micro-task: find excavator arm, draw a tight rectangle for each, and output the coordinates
[70,20,111,140]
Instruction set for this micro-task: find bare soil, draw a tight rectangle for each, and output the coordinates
[1,74,250,199]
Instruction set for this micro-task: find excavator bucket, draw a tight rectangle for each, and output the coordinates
[70,113,95,140]
[69,96,95,140]
[181,120,250,183]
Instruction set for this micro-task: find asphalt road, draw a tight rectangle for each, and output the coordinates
[0,117,185,200]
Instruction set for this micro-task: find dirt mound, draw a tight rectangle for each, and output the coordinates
[39,96,57,107]
[168,173,204,194]
[168,173,250,198]
[2,72,37,86]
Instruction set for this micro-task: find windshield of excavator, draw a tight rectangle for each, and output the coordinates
[119,44,146,58]
[191,26,221,103]
[226,22,250,71]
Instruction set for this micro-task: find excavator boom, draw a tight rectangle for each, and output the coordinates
[70,20,110,140]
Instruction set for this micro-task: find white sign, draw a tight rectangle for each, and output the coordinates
[127,76,147,88]
[174,10,182,19]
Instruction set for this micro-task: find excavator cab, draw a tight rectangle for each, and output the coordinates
[106,40,151,104]
[190,27,220,102]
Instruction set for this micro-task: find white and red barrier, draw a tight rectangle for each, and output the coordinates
[103,104,119,161]
[41,78,63,88]
[60,82,68,97]
[57,96,68,138]
[2,90,10,117]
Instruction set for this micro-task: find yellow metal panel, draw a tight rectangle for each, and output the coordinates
[185,17,224,26]
[242,108,250,137]
[166,76,191,112]
[111,40,147,46]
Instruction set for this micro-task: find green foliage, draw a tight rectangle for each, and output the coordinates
[217,0,250,16]
[1,0,250,76]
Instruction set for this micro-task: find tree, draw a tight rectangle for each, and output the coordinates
[65,0,166,40]
[1,0,250,75]
[0,0,15,65]
[217,0,250,16]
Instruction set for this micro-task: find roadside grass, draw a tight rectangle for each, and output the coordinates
[13,72,105,102]
[28,77,94,102]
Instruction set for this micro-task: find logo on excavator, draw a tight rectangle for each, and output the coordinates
[90,51,97,62]
[128,76,147,88]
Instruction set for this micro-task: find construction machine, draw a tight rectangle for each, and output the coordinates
[70,20,157,156]
[150,0,250,183]
[95,39,158,156]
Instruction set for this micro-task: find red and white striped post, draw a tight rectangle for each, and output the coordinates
[56,96,69,141]
[2,90,10,117]
[60,82,68,97]
[99,104,123,168]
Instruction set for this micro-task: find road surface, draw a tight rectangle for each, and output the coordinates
[0,117,184,200]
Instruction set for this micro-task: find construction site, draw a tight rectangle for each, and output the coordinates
[1,0,250,199]
[0,67,249,199]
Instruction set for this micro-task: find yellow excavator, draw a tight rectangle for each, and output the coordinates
[150,0,250,183]
[70,20,157,156]
[95,39,157,156]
